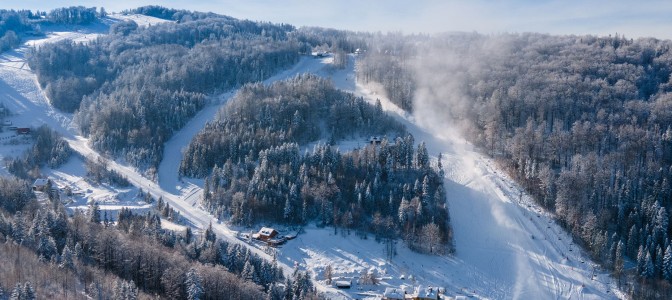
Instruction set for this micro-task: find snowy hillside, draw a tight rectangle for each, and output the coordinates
[0,18,625,299]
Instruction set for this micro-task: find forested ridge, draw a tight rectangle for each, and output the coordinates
[0,6,106,52]
[28,8,300,172]
[183,75,453,254]
[358,32,672,296]
[0,179,318,299]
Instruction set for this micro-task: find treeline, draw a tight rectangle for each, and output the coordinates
[127,6,228,22]
[358,32,672,295]
[0,7,106,52]
[0,180,318,299]
[0,10,36,51]
[28,11,301,171]
[47,6,101,25]
[183,76,452,253]
[5,125,72,179]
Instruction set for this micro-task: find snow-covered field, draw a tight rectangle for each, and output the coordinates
[0,18,625,299]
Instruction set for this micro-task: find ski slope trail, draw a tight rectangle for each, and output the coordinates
[351,81,623,298]
[158,55,344,196]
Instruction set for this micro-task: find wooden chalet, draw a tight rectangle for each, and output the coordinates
[32,178,50,192]
[253,227,278,241]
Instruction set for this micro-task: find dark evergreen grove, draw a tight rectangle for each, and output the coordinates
[182,75,453,254]
[357,32,672,296]
[27,8,301,172]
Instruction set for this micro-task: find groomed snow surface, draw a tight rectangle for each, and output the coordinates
[0,19,625,299]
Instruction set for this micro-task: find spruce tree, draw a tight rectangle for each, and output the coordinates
[664,245,672,281]
[89,201,101,223]
[185,268,203,300]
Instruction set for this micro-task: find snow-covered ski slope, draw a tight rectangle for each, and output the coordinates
[0,16,625,299]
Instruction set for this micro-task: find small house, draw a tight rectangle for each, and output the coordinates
[2,120,10,126]
[413,286,439,300]
[32,178,50,192]
[383,288,405,300]
[256,227,278,241]
[16,127,30,134]
[334,280,351,289]
[369,136,382,145]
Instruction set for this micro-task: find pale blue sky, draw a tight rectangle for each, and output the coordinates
[4,0,672,39]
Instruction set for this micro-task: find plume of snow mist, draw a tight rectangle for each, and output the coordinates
[411,33,514,142]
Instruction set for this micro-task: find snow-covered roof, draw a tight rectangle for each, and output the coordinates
[334,280,351,287]
[383,287,404,299]
[259,227,276,236]
[415,285,438,299]
[33,178,49,187]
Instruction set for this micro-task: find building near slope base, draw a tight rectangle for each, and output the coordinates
[252,227,278,241]
[334,280,352,289]
[414,285,439,300]
[32,178,51,192]
[382,286,440,300]
[383,287,405,300]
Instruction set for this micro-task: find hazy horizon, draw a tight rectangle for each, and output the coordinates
[4,0,672,40]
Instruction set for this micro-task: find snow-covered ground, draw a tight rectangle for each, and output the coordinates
[0,18,625,299]
[347,86,623,299]
[109,13,171,27]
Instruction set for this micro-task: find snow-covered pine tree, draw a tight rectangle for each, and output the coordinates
[9,283,21,300]
[22,282,35,300]
[89,201,101,223]
[664,245,672,281]
[185,268,203,300]
[642,252,655,278]
[60,244,74,270]
[637,245,646,274]
[324,264,333,284]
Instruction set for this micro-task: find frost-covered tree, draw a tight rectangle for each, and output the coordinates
[664,245,672,282]
[185,268,203,300]
[60,244,74,270]
[89,201,101,224]
[642,252,655,279]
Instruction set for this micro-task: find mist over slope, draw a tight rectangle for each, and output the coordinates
[358,32,672,297]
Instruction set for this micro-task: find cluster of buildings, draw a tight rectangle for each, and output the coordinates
[382,286,449,300]
[250,227,296,246]
[2,119,30,134]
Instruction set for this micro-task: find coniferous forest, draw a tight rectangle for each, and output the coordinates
[357,32,672,296]
[28,8,300,172]
[182,75,453,254]
[2,3,672,299]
